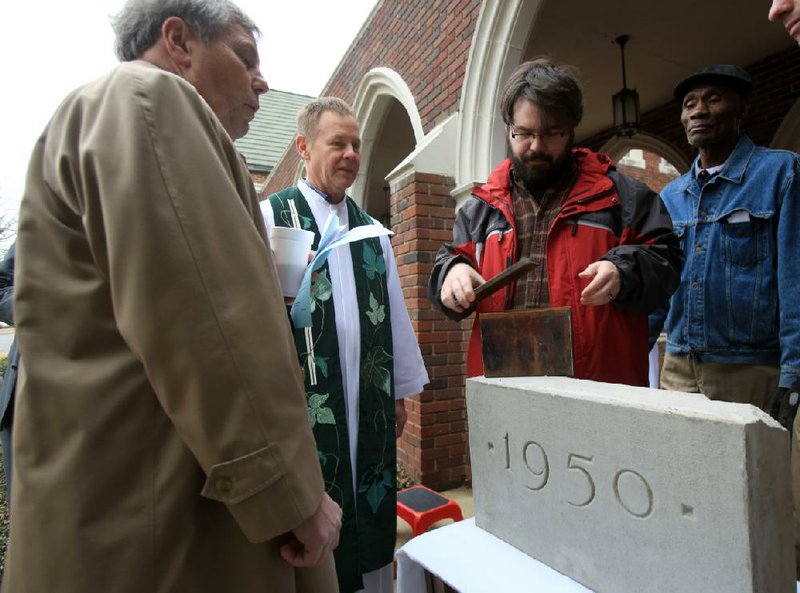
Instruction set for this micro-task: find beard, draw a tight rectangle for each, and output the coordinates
[511,148,571,193]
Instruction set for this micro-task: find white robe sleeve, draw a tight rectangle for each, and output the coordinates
[383,234,429,399]
[260,200,276,231]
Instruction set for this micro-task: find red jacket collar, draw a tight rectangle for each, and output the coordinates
[472,148,615,211]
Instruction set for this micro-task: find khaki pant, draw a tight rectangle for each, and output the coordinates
[662,353,799,577]
[660,353,778,409]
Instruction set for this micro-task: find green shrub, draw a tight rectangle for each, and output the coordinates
[396,461,415,490]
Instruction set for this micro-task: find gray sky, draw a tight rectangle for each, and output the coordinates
[0,0,378,216]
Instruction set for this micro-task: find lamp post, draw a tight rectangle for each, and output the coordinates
[612,34,641,137]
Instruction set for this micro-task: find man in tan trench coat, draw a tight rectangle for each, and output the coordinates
[4,1,341,591]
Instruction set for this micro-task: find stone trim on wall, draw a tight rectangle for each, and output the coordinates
[455,0,543,190]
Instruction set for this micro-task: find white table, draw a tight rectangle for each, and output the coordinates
[396,518,800,593]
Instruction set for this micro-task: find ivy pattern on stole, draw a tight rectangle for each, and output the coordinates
[268,187,396,593]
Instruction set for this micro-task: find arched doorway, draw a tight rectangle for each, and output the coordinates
[600,133,690,202]
[361,99,416,227]
[351,67,423,224]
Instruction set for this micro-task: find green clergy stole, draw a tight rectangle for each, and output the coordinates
[268,187,396,593]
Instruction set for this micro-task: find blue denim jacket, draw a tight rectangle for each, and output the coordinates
[649,135,800,388]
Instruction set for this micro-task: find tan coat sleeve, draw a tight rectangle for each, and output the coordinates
[42,64,323,543]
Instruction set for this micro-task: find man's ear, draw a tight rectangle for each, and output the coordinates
[161,16,195,70]
[296,134,309,160]
[739,99,750,120]
[734,98,749,135]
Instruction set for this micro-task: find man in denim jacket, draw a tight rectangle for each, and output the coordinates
[651,64,800,408]
[650,64,800,573]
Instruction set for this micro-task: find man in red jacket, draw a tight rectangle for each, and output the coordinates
[429,58,683,386]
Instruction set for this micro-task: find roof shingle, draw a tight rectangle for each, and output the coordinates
[234,90,312,174]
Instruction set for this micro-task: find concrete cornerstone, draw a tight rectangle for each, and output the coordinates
[466,376,794,593]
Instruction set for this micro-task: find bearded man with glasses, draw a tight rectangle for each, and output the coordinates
[430,58,683,386]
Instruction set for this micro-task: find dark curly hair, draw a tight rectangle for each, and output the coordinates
[499,58,583,128]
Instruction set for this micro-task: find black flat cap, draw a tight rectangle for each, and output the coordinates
[673,64,753,101]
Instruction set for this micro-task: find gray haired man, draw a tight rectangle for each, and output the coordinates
[263,96,428,593]
[4,1,340,591]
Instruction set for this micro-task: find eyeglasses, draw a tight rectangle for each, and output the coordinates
[509,127,568,144]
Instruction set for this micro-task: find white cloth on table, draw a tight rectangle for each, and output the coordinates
[396,518,592,593]
[648,343,660,389]
[397,518,800,592]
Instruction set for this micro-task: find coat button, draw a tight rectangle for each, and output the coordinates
[216,477,234,494]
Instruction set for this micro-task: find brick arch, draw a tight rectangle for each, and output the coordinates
[350,68,424,209]
[770,96,800,152]
[599,132,692,174]
[454,0,544,201]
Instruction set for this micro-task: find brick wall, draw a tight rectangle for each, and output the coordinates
[263,0,482,197]
[616,150,679,193]
[250,172,268,185]
[390,171,471,490]
[583,46,800,163]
